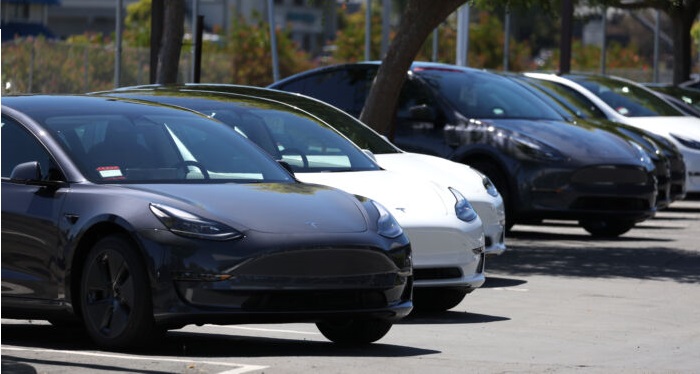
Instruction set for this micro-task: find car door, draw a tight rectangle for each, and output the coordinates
[393,76,455,157]
[1,116,67,303]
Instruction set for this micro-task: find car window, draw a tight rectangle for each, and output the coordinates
[39,113,293,184]
[1,116,62,180]
[568,76,684,117]
[417,69,563,121]
[280,68,373,117]
[397,78,440,119]
[200,103,381,173]
[522,78,608,120]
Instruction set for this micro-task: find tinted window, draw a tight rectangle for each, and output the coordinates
[416,69,563,120]
[39,113,293,184]
[280,68,374,117]
[520,77,608,120]
[567,75,684,117]
[1,116,61,180]
[165,97,381,173]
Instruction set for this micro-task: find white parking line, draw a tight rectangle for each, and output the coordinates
[212,324,322,335]
[1,346,268,374]
[489,287,530,292]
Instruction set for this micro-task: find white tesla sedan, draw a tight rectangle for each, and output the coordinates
[525,72,700,194]
[96,85,492,312]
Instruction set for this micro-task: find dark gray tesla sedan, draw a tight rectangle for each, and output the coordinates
[1,95,413,350]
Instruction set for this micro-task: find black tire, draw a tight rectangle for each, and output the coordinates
[80,234,157,350]
[412,288,469,313]
[316,319,393,346]
[468,160,514,231]
[579,219,635,238]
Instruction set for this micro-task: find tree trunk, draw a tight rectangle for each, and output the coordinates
[613,0,700,85]
[669,2,700,84]
[359,0,467,137]
[156,0,185,84]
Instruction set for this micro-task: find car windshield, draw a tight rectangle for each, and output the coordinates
[415,68,563,121]
[264,94,401,155]
[565,75,684,117]
[43,112,294,184]
[518,76,608,120]
[134,94,382,173]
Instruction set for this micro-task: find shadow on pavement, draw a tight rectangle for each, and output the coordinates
[0,322,439,359]
[487,241,700,283]
[400,311,509,325]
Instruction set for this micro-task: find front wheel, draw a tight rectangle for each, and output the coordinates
[579,219,635,237]
[316,319,393,346]
[80,234,158,350]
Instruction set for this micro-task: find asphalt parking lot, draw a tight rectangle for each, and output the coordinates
[2,197,699,374]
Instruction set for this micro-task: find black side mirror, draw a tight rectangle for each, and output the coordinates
[409,104,436,122]
[10,161,42,183]
[277,160,295,175]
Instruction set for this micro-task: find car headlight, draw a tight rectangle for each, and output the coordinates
[628,140,655,171]
[508,132,566,162]
[482,176,500,197]
[150,203,243,241]
[449,187,478,222]
[371,200,403,238]
[670,133,700,150]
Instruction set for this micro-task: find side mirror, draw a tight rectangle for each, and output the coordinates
[10,161,42,183]
[277,160,295,175]
[362,149,377,162]
[409,104,436,122]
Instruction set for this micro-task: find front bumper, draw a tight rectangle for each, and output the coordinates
[517,164,657,223]
[139,229,413,327]
[400,215,486,290]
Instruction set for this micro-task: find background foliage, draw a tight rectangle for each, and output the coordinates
[1,0,691,94]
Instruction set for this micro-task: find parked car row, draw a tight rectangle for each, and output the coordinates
[270,62,699,236]
[4,60,697,351]
[2,82,506,349]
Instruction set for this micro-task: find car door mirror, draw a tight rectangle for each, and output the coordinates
[277,160,295,175]
[362,149,377,162]
[10,161,42,183]
[409,104,436,122]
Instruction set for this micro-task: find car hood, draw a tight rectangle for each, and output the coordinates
[622,116,700,139]
[374,153,494,199]
[478,118,646,162]
[295,169,452,220]
[124,182,368,234]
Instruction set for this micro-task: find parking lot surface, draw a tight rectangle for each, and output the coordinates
[3,197,699,373]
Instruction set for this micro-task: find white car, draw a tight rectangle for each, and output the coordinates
[98,85,490,312]
[525,72,700,194]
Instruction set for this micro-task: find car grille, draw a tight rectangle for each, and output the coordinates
[570,196,651,211]
[241,289,389,310]
[413,267,463,280]
[571,166,648,185]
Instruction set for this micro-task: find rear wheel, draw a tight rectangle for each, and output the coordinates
[316,319,393,346]
[579,219,635,237]
[80,234,158,350]
[412,288,469,313]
